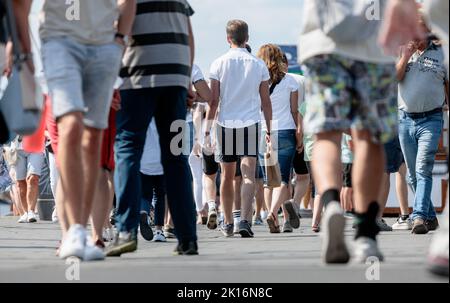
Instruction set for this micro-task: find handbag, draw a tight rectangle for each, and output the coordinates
[314,0,384,43]
[0,0,40,136]
[264,143,282,188]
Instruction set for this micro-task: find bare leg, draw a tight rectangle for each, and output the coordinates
[396,163,409,215]
[56,180,69,235]
[378,173,390,217]
[57,113,84,225]
[312,194,323,228]
[26,174,40,212]
[240,157,256,222]
[264,187,272,213]
[254,179,264,217]
[312,131,343,197]
[294,174,310,207]
[233,175,242,211]
[351,130,385,213]
[220,162,236,225]
[80,127,103,226]
[16,180,28,212]
[91,169,113,242]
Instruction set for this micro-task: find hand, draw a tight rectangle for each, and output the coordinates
[3,41,13,77]
[402,42,417,59]
[187,86,197,108]
[265,133,271,144]
[379,0,425,55]
[115,36,126,48]
[192,142,202,157]
[111,90,121,111]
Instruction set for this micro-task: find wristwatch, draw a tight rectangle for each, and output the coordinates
[115,32,129,45]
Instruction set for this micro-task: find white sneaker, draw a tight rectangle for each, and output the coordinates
[27,211,37,223]
[153,230,167,242]
[392,216,413,230]
[52,208,58,223]
[233,219,240,234]
[322,202,350,264]
[17,213,28,223]
[260,211,268,221]
[83,237,105,261]
[352,237,385,264]
[59,224,86,260]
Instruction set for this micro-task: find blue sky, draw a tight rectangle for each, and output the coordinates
[190,0,304,75]
[30,0,304,76]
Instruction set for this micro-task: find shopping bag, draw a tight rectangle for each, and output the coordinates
[264,145,282,188]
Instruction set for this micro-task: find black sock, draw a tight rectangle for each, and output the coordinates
[401,214,409,221]
[321,189,340,208]
[354,202,380,240]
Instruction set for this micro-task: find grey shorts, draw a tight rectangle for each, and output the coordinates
[14,150,45,181]
[42,37,123,130]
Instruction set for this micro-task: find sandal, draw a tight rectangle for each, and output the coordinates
[266,213,281,234]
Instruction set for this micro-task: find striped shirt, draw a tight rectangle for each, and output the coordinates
[120,0,194,90]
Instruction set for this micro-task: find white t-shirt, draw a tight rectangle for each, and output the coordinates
[289,73,306,107]
[186,64,206,123]
[261,74,298,131]
[140,120,164,176]
[210,48,270,128]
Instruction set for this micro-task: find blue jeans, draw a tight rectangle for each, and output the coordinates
[114,87,197,243]
[140,173,166,227]
[260,129,297,185]
[398,111,443,221]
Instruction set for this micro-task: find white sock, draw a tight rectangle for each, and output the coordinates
[208,200,216,211]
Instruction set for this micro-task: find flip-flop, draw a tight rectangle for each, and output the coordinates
[266,213,280,234]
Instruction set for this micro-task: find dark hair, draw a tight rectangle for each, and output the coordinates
[226,20,249,46]
[245,44,252,53]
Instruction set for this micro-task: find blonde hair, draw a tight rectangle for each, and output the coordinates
[257,44,286,84]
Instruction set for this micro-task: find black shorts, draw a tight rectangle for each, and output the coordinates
[342,163,352,188]
[202,149,219,176]
[384,138,404,173]
[216,123,260,163]
[235,157,264,179]
[293,150,309,175]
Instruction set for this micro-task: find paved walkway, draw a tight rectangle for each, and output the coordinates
[0,216,447,283]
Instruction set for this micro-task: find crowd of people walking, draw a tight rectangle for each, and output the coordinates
[0,0,448,278]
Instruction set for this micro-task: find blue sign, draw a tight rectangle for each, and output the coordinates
[279,45,302,75]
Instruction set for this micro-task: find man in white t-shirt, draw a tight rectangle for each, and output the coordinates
[205,20,272,238]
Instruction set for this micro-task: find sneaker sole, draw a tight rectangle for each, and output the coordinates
[284,201,300,229]
[412,224,429,234]
[59,247,85,260]
[139,213,154,241]
[106,242,137,257]
[283,229,293,233]
[28,218,37,223]
[239,229,254,238]
[207,212,218,230]
[323,211,350,264]
[392,225,412,231]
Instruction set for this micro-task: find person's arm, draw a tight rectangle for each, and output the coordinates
[444,80,449,110]
[396,43,415,81]
[289,90,302,152]
[4,0,33,75]
[379,0,425,54]
[191,104,204,156]
[188,18,195,67]
[194,80,212,104]
[204,79,220,147]
[260,81,273,138]
[116,0,136,45]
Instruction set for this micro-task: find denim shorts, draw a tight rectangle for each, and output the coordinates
[42,37,123,130]
[14,150,45,181]
[383,137,404,173]
[260,129,296,185]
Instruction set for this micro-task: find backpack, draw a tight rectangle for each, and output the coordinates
[314,0,385,43]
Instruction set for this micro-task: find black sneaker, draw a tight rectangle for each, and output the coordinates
[239,220,254,238]
[139,212,154,241]
[174,241,199,256]
[221,223,234,237]
[283,200,300,229]
[426,218,439,231]
[106,230,138,257]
